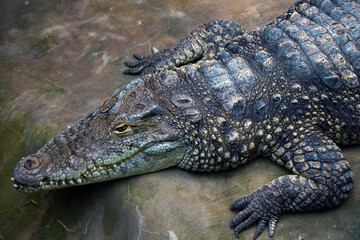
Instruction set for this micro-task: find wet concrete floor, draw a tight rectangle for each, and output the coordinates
[0,0,359,239]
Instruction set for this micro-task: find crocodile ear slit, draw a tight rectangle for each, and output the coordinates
[127,105,164,122]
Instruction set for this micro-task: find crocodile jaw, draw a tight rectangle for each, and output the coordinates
[12,141,188,193]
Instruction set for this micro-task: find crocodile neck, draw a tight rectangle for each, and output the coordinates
[143,49,282,172]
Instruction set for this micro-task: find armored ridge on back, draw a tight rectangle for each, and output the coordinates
[12,0,360,239]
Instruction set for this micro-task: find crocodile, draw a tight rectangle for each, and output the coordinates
[12,0,360,239]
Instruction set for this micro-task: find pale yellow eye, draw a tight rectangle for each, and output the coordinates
[113,124,132,136]
[115,124,128,132]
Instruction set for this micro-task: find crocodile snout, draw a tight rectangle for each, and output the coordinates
[23,157,40,170]
[13,153,47,186]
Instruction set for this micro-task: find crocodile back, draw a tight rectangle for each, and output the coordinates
[263,0,360,90]
[260,0,360,145]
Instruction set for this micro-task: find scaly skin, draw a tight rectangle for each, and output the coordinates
[13,0,360,239]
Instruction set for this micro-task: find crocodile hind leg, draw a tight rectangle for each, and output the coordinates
[230,127,353,239]
[124,20,243,75]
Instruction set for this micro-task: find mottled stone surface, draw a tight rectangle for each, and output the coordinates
[0,0,359,239]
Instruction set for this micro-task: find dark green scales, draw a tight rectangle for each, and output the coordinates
[12,0,360,239]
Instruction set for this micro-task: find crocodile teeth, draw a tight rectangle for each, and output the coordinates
[11,177,14,182]
[76,178,82,184]
[39,182,44,187]
[50,180,54,185]
[13,184,19,189]
[61,181,66,185]
[69,180,75,185]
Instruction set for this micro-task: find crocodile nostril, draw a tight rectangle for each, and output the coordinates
[24,158,40,170]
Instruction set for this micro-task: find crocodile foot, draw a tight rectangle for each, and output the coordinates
[124,53,157,75]
[230,189,280,240]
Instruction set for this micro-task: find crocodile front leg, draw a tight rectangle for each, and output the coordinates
[230,128,353,239]
[124,20,243,75]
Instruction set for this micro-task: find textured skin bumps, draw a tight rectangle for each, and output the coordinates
[12,1,360,240]
[123,0,359,238]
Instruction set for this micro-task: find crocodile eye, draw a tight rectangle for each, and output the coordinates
[24,158,40,170]
[113,124,132,136]
[115,124,128,132]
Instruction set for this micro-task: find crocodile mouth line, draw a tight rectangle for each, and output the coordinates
[12,160,130,192]
[12,143,156,192]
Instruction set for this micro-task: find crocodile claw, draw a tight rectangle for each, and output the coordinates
[152,47,159,54]
[124,59,142,68]
[133,53,145,60]
[253,219,267,240]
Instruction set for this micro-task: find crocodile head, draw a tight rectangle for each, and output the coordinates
[13,78,188,192]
